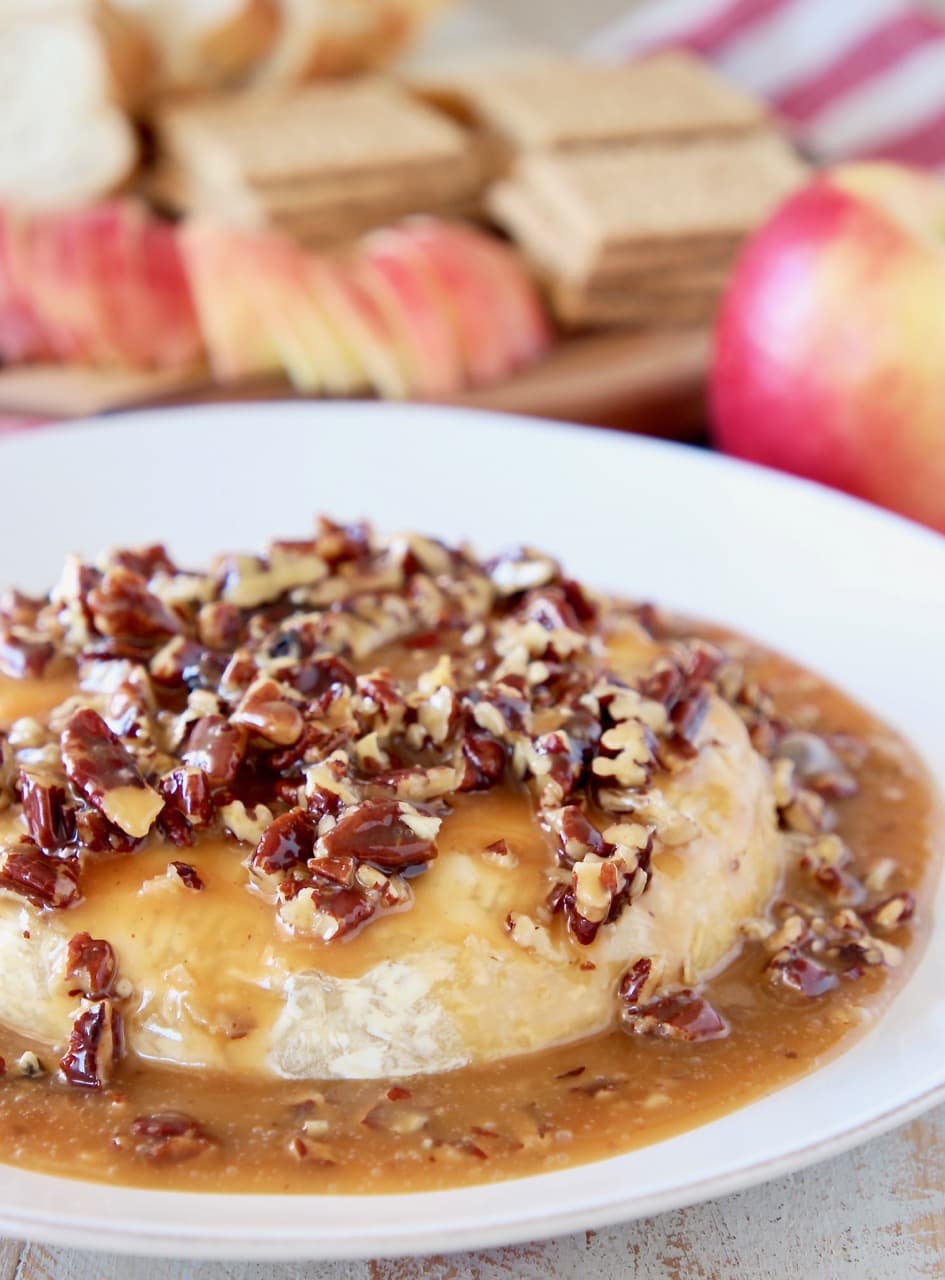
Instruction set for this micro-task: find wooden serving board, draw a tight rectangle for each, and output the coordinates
[0,325,711,440]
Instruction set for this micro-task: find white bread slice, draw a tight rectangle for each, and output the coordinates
[112,0,279,91]
[252,0,444,87]
[0,8,139,208]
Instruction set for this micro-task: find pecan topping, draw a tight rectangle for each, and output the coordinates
[0,839,81,909]
[0,628,54,678]
[459,732,505,791]
[320,800,439,871]
[158,767,213,843]
[231,678,304,746]
[87,567,181,648]
[19,766,76,852]
[251,808,316,877]
[169,861,204,891]
[61,709,163,839]
[621,990,728,1042]
[66,932,117,998]
[59,999,122,1088]
[128,1112,214,1163]
[182,716,247,785]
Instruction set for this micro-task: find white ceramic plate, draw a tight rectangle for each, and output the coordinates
[0,402,943,1260]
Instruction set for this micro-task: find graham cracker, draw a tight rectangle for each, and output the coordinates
[490,133,806,278]
[425,50,768,151]
[550,281,720,330]
[156,78,473,189]
[488,179,739,282]
[145,150,485,228]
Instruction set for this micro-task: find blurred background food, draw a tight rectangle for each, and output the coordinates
[0,0,943,532]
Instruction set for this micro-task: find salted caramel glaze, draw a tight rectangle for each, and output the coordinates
[0,518,937,1192]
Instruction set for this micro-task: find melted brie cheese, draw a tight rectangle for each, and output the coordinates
[0,691,780,1080]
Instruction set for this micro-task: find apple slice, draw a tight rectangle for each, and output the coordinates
[139,220,203,370]
[354,229,464,397]
[247,236,366,396]
[311,254,410,400]
[71,201,149,366]
[393,218,531,388]
[426,219,553,370]
[0,208,52,363]
[17,212,95,363]
[178,219,282,382]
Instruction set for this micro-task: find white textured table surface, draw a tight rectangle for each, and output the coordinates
[1,1106,943,1278]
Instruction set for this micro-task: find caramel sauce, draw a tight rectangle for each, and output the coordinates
[0,644,939,1194]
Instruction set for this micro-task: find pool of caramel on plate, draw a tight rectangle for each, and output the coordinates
[0,640,938,1194]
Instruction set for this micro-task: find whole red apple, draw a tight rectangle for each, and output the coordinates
[711,163,945,534]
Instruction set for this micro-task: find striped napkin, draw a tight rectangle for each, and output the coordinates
[586,0,945,169]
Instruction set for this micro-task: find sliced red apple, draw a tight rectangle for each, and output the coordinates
[312,254,410,400]
[426,219,553,370]
[137,219,203,370]
[13,213,93,363]
[395,219,536,388]
[70,201,148,366]
[247,236,366,396]
[354,229,464,398]
[0,208,52,363]
[178,219,282,382]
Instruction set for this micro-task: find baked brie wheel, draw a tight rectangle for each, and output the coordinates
[0,521,783,1084]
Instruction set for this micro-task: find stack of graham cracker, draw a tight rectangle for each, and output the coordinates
[434,51,806,330]
[150,78,486,246]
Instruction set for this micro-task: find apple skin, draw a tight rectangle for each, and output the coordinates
[711,164,945,535]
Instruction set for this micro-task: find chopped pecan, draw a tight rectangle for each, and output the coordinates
[128,1112,214,1163]
[231,678,303,746]
[159,767,213,833]
[251,808,316,877]
[66,932,116,998]
[767,949,839,998]
[308,853,357,887]
[19,766,76,852]
[280,881,378,939]
[320,800,439,871]
[196,601,244,650]
[0,627,54,678]
[87,567,181,644]
[74,807,140,854]
[458,732,505,791]
[149,637,214,688]
[557,806,610,865]
[61,708,163,839]
[59,999,122,1088]
[182,715,247,785]
[618,957,652,1005]
[862,892,915,934]
[169,861,205,890]
[621,990,728,1041]
[0,839,81,909]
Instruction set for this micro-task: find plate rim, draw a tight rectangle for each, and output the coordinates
[0,400,943,1261]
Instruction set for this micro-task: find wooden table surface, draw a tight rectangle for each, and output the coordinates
[2,3,943,1276]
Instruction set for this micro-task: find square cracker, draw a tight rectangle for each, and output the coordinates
[157,78,472,188]
[429,50,768,150]
[488,179,738,282]
[491,133,806,277]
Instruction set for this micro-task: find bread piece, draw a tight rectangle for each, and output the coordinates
[112,0,279,91]
[157,78,472,188]
[423,50,768,151]
[252,0,445,87]
[0,7,139,208]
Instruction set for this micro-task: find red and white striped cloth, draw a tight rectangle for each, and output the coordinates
[587,0,945,169]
